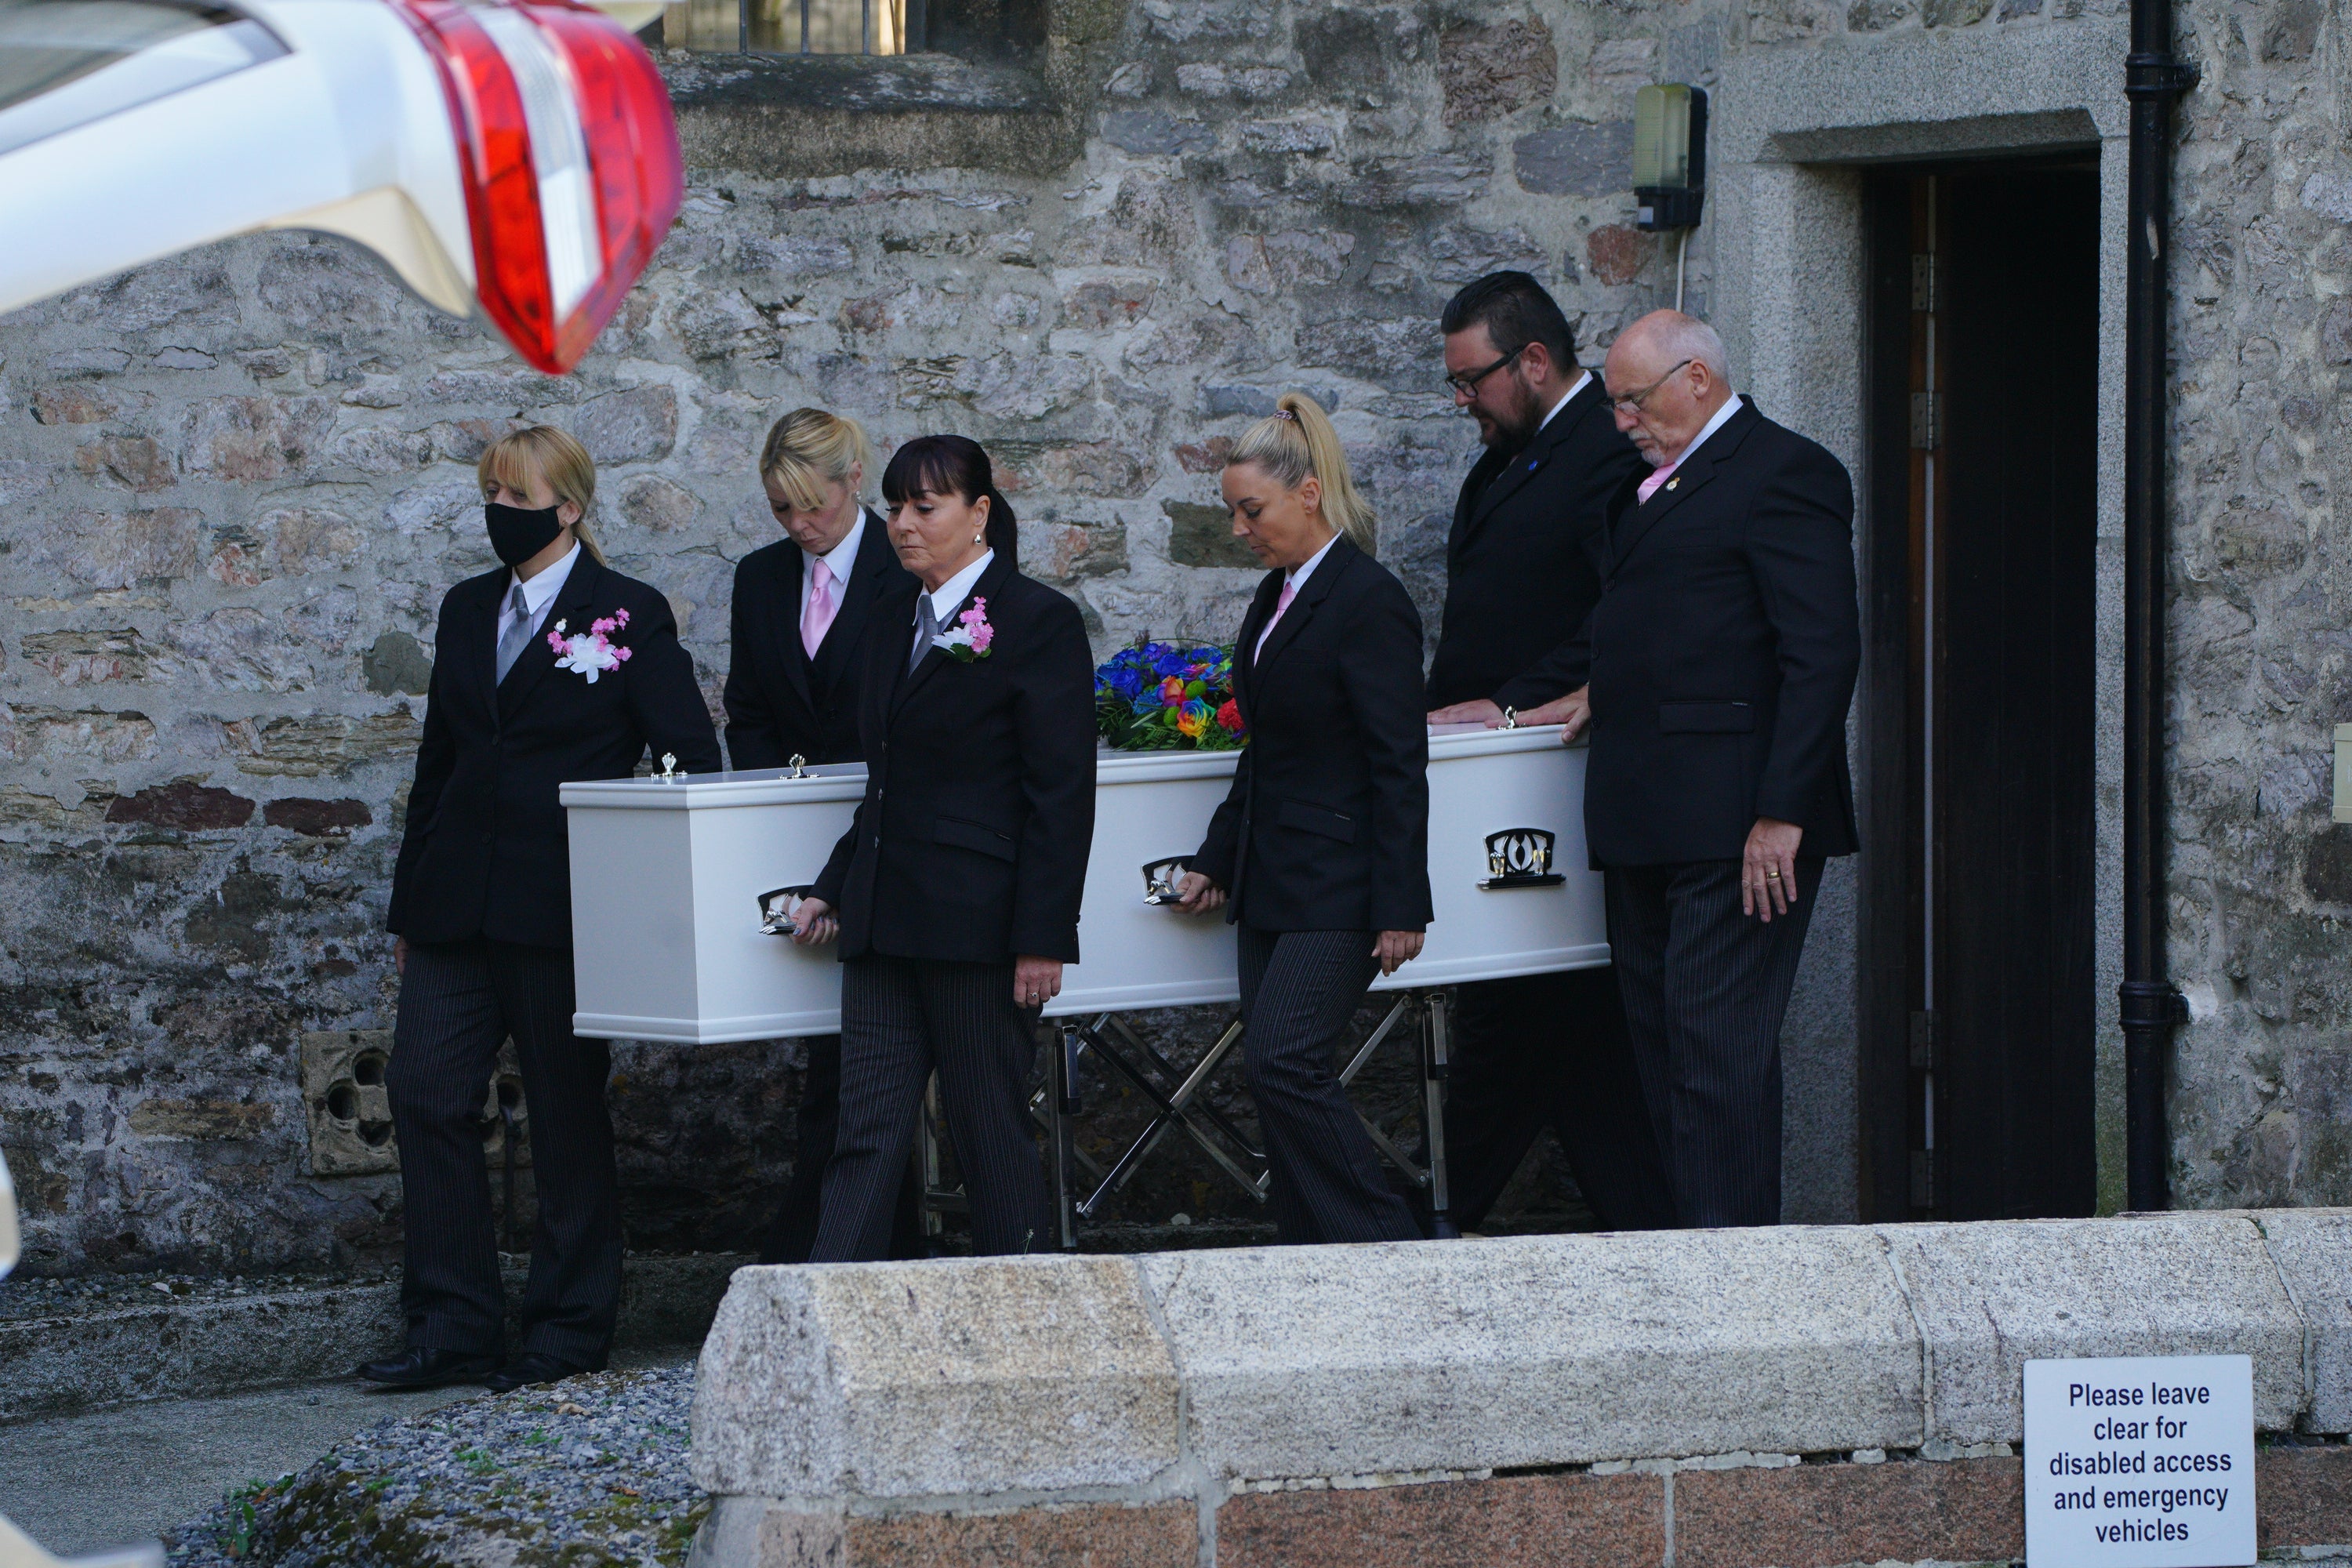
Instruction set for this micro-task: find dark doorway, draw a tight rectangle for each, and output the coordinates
[1860,162,2100,1221]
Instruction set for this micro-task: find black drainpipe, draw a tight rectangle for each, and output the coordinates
[2120,0,2196,1211]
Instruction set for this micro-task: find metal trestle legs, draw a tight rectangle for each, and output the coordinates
[918,993,1457,1248]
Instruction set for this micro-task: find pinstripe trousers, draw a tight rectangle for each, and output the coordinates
[1237,927,1423,1247]
[809,956,1052,1261]
[1604,858,1824,1229]
[387,938,621,1364]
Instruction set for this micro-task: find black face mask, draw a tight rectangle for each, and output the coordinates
[485,502,564,568]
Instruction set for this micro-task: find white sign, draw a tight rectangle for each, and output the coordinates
[2024,1355,2256,1567]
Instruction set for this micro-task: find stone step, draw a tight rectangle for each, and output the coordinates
[0,1252,751,1421]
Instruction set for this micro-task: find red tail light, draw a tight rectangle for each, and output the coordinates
[390,0,681,373]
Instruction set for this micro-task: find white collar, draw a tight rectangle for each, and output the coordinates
[1285,532,1341,590]
[1662,393,1745,471]
[1537,369,1592,432]
[804,512,866,583]
[511,540,581,613]
[924,548,995,622]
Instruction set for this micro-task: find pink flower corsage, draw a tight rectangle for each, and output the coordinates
[932,597,995,662]
[547,607,633,684]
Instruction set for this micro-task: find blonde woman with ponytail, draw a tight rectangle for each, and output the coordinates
[372,424,720,1395]
[1170,392,1434,1245]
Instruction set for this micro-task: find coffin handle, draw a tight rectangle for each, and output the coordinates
[757,884,820,936]
[1141,857,1192,906]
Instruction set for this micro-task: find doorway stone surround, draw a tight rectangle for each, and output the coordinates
[686,1210,2352,1566]
[1696,18,2130,1218]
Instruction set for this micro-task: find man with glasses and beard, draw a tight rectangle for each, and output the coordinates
[1418,271,1675,1235]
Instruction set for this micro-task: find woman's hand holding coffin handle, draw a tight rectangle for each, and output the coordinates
[1172,871,1226,916]
[790,895,839,946]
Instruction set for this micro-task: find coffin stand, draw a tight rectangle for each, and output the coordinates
[561,724,1607,1243]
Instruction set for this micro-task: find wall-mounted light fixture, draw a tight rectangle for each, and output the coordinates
[1632,84,1708,232]
[1633,83,1708,308]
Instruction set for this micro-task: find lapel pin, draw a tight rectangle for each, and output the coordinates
[1526,458,1539,471]
[1666,477,1680,491]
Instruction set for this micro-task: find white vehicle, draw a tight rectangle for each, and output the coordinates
[0,1152,162,1568]
[0,0,682,370]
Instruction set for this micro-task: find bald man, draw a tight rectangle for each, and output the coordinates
[1524,310,1859,1228]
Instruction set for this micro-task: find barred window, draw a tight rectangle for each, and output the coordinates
[661,0,915,54]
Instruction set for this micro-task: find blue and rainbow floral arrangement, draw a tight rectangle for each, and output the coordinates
[1094,637,1247,751]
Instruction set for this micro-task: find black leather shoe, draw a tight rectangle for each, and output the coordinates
[483,1351,592,1394]
[355,1346,501,1390]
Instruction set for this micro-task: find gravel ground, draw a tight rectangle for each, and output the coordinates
[160,1366,707,1567]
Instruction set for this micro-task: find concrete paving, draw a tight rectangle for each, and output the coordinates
[0,1348,695,1558]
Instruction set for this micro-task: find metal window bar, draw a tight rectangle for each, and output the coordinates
[663,0,909,54]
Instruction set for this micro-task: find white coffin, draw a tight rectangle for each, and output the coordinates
[560,724,1606,1043]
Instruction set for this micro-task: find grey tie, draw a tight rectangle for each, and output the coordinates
[909,596,938,673]
[495,583,534,684]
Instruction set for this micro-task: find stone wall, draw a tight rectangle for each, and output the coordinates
[2165,0,2352,1210]
[0,0,2342,1273]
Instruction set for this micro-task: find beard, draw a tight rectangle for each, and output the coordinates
[1472,377,1545,452]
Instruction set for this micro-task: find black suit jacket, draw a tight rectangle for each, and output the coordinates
[1425,376,1646,711]
[1580,401,1860,867]
[1190,536,1434,934]
[390,554,723,948]
[811,554,1097,964]
[722,510,913,769]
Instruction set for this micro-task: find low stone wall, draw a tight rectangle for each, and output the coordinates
[684,1210,2352,1566]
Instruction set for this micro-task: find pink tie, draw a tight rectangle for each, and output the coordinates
[1254,578,1298,662]
[1637,461,1679,504]
[801,559,837,659]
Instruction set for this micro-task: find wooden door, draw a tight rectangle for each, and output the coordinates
[1863,162,2100,1221]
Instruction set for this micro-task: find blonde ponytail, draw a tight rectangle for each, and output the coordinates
[1224,392,1378,554]
[478,425,608,565]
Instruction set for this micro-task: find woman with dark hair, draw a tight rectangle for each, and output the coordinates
[786,435,1095,1260]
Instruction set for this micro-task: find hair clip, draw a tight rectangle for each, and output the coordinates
[1273,408,1299,422]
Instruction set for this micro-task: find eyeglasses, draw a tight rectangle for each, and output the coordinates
[1606,359,1694,416]
[1443,344,1526,397]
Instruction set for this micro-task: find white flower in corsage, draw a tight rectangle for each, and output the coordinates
[547,608,633,684]
[931,597,996,663]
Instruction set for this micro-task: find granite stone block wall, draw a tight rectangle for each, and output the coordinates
[0,0,2346,1273]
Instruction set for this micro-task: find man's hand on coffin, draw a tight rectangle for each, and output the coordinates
[1426,698,1504,728]
[1515,685,1591,741]
[1171,872,1225,915]
[1374,930,1425,976]
[1014,955,1063,1010]
[394,937,408,976]
[789,896,839,945]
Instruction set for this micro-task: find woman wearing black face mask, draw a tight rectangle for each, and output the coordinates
[369,426,720,1398]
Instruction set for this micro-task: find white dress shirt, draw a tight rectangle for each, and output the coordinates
[1255,532,1341,661]
[495,539,581,646]
[1536,369,1592,434]
[800,513,867,619]
[913,547,996,657]
[1664,392,1746,472]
